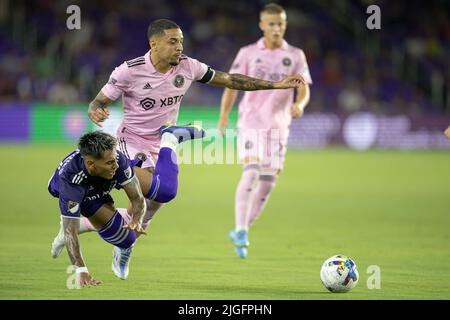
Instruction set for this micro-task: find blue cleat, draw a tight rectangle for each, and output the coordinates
[159,123,205,143]
[229,229,249,259]
[235,246,248,259]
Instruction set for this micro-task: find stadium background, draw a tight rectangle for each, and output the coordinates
[0,0,449,300]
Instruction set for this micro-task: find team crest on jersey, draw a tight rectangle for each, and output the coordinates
[68,201,80,214]
[135,152,147,162]
[245,141,253,150]
[282,57,292,66]
[140,97,156,110]
[124,167,132,179]
[173,75,185,88]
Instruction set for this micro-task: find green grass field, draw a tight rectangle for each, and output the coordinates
[0,145,449,299]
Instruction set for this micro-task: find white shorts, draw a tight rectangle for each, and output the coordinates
[116,127,160,169]
[237,128,288,173]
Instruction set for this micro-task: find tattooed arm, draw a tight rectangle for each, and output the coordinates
[63,217,102,286]
[122,176,147,235]
[208,70,305,91]
[87,91,113,127]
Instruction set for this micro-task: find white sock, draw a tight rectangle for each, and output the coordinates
[79,217,96,234]
[160,132,178,151]
[142,199,165,230]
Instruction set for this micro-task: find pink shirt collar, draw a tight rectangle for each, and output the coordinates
[145,50,175,74]
[256,37,289,51]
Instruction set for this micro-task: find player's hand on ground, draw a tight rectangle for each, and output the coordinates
[291,104,304,119]
[217,116,229,136]
[78,272,102,287]
[275,75,306,89]
[88,106,110,127]
[445,126,450,139]
[123,221,147,236]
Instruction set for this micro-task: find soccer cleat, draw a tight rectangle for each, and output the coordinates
[51,219,65,258]
[229,229,250,259]
[235,247,248,259]
[112,246,133,280]
[159,123,205,143]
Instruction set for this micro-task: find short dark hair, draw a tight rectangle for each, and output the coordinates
[260,3,285,15]
[78,131,117,159]
[147,19,180,40]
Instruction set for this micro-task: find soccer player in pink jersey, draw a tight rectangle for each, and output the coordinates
[217,4,313,259]
[51,19,305,279]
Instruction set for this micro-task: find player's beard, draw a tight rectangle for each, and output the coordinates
[169,58,180,66]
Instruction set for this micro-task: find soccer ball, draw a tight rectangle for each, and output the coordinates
[320,255,359,293]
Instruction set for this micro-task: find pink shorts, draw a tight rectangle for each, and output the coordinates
[237,128,288,173]
[116,127,160,169]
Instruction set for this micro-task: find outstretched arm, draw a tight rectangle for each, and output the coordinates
[63,217,101,287]
[122,176,147,235]
[208,70,305,91]
[87,91,113,127]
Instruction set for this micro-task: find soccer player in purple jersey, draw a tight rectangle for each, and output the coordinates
[49,127,201,284]
[51,19,305,276]
[48,131,145,286]
[217,4,312,258]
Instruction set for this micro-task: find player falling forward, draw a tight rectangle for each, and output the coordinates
[217,3,313,258]
[50,19,305,268]
[49,127,202,285]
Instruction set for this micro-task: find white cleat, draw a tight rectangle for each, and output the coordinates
[51,220,65,258]
[112,246,133,280]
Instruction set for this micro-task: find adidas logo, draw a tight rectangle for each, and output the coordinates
[143,83,152,89]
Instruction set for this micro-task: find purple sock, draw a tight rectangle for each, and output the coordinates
[146,147,179,203]
[97,211,136,249]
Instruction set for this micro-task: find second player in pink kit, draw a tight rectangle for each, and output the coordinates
[52,18,306,280]
[218,3,312,259]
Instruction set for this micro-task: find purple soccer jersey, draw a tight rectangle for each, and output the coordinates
[48,150,135,218]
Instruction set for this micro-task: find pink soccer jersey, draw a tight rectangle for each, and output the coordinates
[230,38,313,134]
[101,50,211,139]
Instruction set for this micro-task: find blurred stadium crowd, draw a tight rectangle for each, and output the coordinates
[0,0,448,115]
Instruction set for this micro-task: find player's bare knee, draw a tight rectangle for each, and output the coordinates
[145,167,155,174]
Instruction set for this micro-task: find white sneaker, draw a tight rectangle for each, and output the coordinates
[112,246,133,280]
[51,219,65,258]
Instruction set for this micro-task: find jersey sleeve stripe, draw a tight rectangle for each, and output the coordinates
[120,175,135,186]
